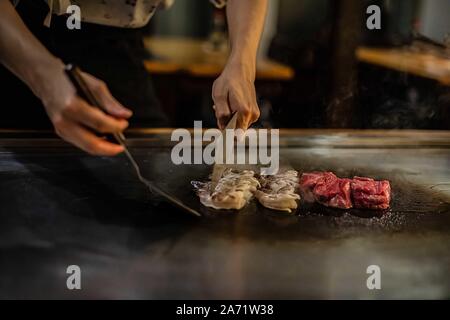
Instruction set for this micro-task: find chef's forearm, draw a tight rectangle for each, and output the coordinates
[0,0,62,99]
[225,0,268,80]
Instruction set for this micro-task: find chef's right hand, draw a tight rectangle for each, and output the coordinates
[38,60,132,156]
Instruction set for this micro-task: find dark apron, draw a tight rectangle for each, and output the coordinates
[0,0,168,129]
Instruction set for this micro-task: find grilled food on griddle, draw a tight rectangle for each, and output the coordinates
[255,170,300,213]
[192,169,260,210]
[193,169,301,212]
[299,172,391,210]
[194,169,391,212]
[299,172,353,209]
[351,177,391,210]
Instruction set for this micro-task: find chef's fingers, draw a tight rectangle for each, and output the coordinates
[63,96,129,134]
[228,91,254,130]
[94,85,133,119]
[239,85,260,127]
[54,118,124,156]
[81,72,133,119]
[249,89,261,125]
[212,95,231,130]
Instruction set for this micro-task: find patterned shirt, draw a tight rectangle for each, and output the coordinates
[41,0,227,28]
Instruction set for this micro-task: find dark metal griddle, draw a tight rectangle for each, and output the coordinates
[0,130,449,299]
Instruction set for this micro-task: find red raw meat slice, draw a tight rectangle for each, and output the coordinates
[298,172,328,202]
[351,177,391,210]
[299,172,353,209]
[314,175,353,209]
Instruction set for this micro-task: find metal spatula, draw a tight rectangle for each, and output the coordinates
[65,64,201,217]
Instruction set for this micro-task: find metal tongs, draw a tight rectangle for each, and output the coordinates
[65,64,201,217]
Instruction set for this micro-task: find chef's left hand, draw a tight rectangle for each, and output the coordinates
[212,61,260,130]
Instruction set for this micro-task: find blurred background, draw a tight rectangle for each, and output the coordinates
[142,0,450,129]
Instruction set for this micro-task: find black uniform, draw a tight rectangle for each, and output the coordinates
[0,0,168,129]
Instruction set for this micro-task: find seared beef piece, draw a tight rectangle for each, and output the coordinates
[299,173,391,210]
[299,172,353,209]
[351,177,391,210]
[315,177,353,209]
[298,172,327,203]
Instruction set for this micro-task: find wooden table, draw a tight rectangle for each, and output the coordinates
[143,36,295,81]
[142,37,295,126]
[356,46,450,85]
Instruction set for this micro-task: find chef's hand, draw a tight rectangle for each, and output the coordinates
[0,2,131,156]
[39,61,132,156]
[212,61,260,130]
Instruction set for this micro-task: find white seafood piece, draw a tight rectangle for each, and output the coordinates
[192,169,260,210]
[254,191,300,212]
[255,170,300,213]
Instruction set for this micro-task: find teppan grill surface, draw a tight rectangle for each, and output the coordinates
[0,130,449,299]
